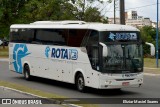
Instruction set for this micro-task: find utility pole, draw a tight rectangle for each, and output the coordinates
[82,0,85,20]
[120,0,125,25]
[83,0,85,14]
[114,0,116,24]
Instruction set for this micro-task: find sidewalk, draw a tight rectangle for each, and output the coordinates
[0,86,63,107]
[0,58,8,62]
[143,67,160,75]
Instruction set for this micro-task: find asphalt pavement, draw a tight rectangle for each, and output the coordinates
[0,86,63,107]
[0,61,160,107]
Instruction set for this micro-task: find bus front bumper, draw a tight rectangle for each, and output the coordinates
[98,73,143,89]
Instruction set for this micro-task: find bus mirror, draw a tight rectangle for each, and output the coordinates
[145,42,155,56]
[99,42,108,57]
[103,46,108,57]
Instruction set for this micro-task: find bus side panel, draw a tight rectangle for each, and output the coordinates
[61,60,73,83]
[28,44,74,83]
[9,43,100,88]
[85,63,100,89]
[72,48,100,89]
[9,43,31,74]
[26,44,59,80]
[9,43,14,71]
[9,43,59,80]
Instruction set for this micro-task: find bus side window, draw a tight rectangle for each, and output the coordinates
[19,29,34,43]
[86,30,99,71]
[10,29,19,42]
[68,29,88,47]
[35,29,67,45]
[10,29,34,43]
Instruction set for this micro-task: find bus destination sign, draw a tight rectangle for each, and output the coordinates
[108,32,137,41]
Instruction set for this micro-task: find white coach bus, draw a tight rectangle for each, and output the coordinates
[9,21,143,91]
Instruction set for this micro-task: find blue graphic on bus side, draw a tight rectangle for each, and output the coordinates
[13,44,30,74]
[45,46,50,58]
[69,49,78,60]
[51,48,78,60]
[109,32,116,41]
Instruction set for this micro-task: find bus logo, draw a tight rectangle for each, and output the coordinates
[13,44,30,73]
[45,46,51,58]
[51,48,78,60]
[109,32,116,41]
[69,49,78,60]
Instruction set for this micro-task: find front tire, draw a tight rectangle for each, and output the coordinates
[76,73,85,92]
[23,64,31,80]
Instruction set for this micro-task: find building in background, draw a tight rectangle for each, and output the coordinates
[126,19,144,28]
[126,17,151,28]
[108,10,153,28]
[108,17,120,24]
[143,18,152,26]
[151,22,157,28]
[127,11,138,20]
[125,11,151,28]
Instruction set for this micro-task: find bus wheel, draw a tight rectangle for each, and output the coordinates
[24,64,31,80]
[76,73,85,92]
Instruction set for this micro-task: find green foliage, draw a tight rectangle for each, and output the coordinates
[0,0,111,39]
[0,0,27,38]
[140,26,160,56]
[84,7,102,22]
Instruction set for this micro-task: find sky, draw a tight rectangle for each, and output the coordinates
[100,0,160,22]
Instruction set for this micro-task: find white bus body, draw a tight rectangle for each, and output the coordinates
[9,21,143,91]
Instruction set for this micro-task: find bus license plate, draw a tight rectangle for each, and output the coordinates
[122,82,129,86]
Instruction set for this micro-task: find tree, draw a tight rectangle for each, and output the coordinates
[140,26,160,56]
[0,0,112,39]
[68,0,111,21]
[0,0,27,38]
[19,0,110,22]
[84,7,102,22]
[20,0,78,21]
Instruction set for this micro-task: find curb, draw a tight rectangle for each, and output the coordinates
[0,86,82,107]
[0,86,46,98]
[144,73,160,76]
[0,59,8,62]
[144,67,160,70]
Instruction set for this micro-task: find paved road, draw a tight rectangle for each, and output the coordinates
[0,61,160,107]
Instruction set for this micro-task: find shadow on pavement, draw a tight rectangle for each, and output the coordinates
[15,76,139,97]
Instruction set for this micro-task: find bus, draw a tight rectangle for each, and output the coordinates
[9,21,143,92]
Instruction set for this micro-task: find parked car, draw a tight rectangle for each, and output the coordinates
[159,48,160,59]
[0,39,3,46]
[2,40,9,46]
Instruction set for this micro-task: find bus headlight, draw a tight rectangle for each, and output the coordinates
[137,79,143,82]
[137,68,142,71]
[105,80,112,84]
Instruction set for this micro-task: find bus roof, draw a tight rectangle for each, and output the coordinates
[10,20,139,32]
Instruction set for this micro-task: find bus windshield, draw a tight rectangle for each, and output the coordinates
[100,31,143,73]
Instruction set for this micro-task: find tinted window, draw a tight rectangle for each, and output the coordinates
[35,29,67,45]
[68,29,88,47]
[10,29,34,43]
[10,28,88,47]
[86,30,99,71]
[87,30,99,46]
